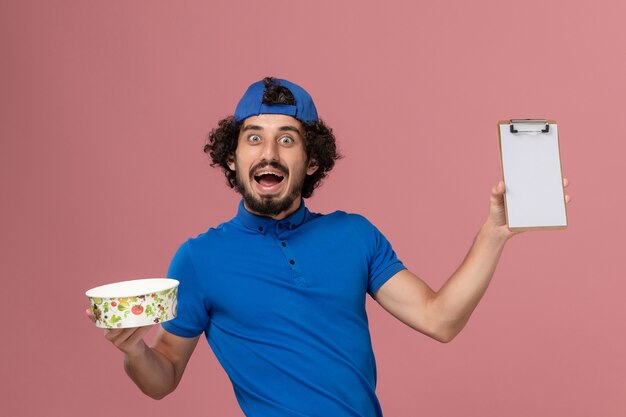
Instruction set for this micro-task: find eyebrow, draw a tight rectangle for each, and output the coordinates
[241,124,302,135]
[241,124,263,132]
[278,126,301,134]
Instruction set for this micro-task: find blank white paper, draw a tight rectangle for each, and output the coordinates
[499,123,567,229]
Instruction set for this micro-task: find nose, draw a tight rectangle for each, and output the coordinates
[260,138,279,161]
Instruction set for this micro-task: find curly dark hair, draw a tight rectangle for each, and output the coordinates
[204,77,341,199]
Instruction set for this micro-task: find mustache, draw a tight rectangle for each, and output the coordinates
[249,161,288,177]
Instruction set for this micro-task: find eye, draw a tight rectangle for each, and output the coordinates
[278,136,294,145]
[248,134,261,143]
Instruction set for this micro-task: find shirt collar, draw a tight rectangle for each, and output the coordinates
[235,198,310,235]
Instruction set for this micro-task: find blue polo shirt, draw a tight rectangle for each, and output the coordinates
[162,200,406,417]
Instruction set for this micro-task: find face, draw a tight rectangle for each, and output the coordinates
[227,114,318,219]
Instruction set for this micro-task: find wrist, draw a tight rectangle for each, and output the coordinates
[479,219,510,246]
[125,340,148,361]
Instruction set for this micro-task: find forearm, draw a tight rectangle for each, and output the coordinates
[430,219,508,339]
[124,342,177,400]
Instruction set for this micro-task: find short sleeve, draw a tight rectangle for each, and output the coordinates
[161,240,210,338]
[352,215,406,296]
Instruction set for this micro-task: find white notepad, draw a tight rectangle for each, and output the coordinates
[498,119,568,231]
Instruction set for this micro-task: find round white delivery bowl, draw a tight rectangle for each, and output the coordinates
[86,278,179,329]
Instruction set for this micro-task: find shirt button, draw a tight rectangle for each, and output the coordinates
[277,223,282,229]
[281,242,286,247]
[289,260,295,265]
[258,226,263,232]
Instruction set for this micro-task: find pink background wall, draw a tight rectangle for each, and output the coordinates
[2,1,624,416]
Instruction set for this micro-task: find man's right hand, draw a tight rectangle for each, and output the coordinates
[85,307,200,399]
[85,308,153,357]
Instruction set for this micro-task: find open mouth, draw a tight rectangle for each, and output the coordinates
[253,171,285,189]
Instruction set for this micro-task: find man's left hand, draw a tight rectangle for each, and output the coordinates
[486,178,571,241]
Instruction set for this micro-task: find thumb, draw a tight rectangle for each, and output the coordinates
[491,181,505,197]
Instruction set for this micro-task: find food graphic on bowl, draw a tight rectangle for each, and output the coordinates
[86,278,179,329]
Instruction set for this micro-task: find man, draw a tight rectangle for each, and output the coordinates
[88,77,570,416]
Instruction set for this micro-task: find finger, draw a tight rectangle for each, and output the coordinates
[565,195,571,204]
[104,327,136,343]
[492,181,504,196]
[105,326,152,354]
[103,327,123,341]
[563,178,569,187]
[491,181,505,201]
[105,325,151,346]
[124,325,153,347]
[86,308,96,323]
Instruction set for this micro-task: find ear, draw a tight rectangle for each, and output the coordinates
[227,155,235,171]
[306,159,319,176]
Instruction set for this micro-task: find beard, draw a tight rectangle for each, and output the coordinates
[234,161,305,217]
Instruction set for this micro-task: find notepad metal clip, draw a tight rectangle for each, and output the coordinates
[510,119,550,134]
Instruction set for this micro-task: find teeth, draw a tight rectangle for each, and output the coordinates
[256,171,284,177]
